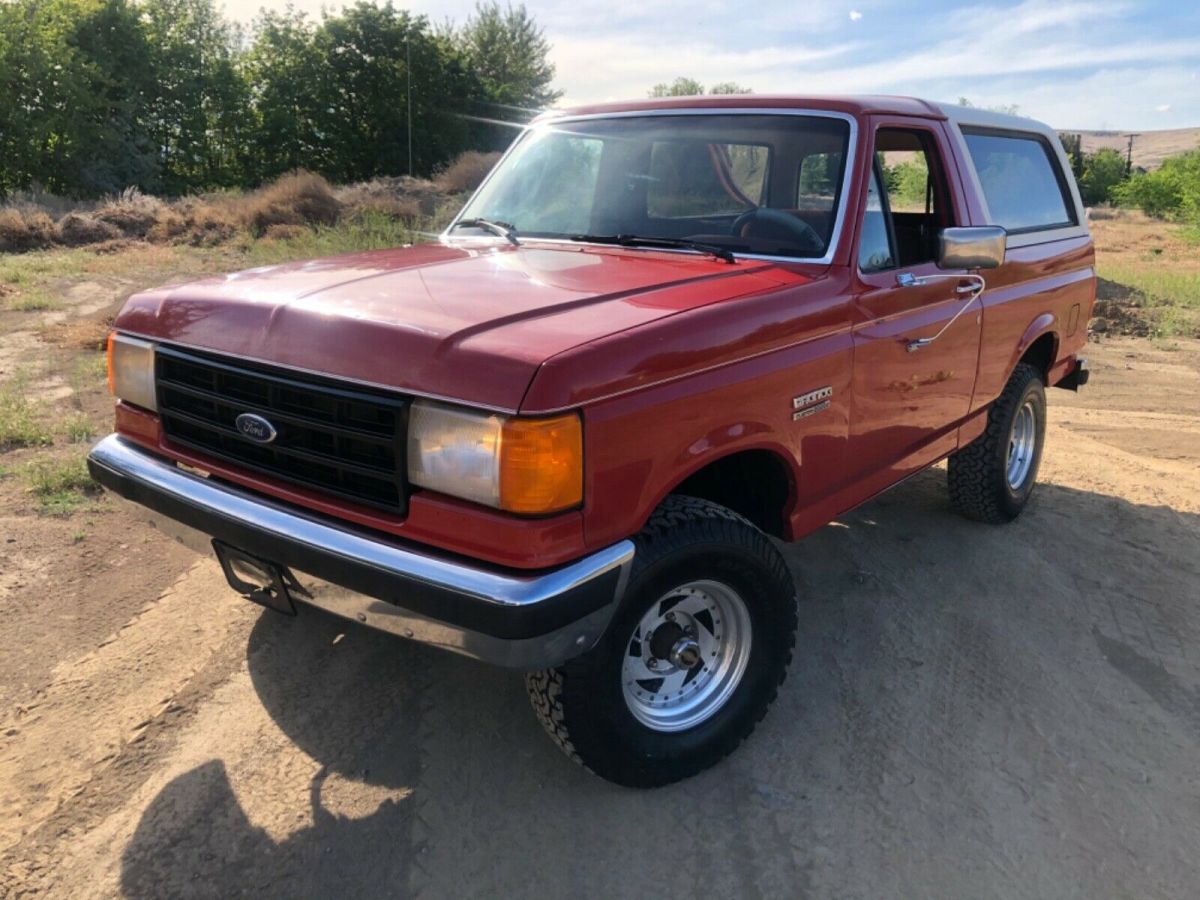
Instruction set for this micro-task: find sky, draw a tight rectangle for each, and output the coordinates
[220,0,1200,130]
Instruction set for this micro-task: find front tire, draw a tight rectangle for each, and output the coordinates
[525,496,797,788]
[948,361,1047,523]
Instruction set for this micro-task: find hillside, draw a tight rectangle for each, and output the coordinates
[1071,127,1200,170]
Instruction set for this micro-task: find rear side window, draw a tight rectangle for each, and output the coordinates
[961,130,1075,233]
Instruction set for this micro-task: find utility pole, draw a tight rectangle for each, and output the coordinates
[1124,133,1139,175]
[407,36,414,176]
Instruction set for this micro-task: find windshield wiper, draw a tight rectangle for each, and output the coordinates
[569,233,735,264]
[449,218,520,246]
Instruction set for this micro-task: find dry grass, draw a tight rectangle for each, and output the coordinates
[336,176,442,221]
[0,207,57,252]
[1090,214,1200,338]
[8,288,58,311]
[23,455,100,515]
[0,376,54,450]
[95,188,165,238]
[148,196,241,246]
[0,150,494,256]
[241,170,342,236]
[434,151,501,194]
[57,212,120,246]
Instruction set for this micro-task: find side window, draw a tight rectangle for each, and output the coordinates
[858,167,894,273]
[859,128,952,272]
[875,129,952,267]
[647,141,769,218]
[961,130,1075,232]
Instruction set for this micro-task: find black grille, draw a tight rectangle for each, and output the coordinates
[156,346,407,514]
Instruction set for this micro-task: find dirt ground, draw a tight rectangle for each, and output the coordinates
[2,265,1200,898]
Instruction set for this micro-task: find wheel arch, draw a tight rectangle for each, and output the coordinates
[1011,314,1059,383]
[649,445,799,540]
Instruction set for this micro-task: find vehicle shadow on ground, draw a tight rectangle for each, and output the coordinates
[118,469,1200,899]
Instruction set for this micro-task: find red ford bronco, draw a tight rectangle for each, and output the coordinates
[89,96,1094,787]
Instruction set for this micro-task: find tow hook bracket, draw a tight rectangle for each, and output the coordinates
[213,540,300,616]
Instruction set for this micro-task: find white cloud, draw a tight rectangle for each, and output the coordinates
[222,0,1200,129]
[1155,103,1172,112]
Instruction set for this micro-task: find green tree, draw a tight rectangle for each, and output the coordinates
[0,0,161,196]
[1078,148,1128,206]
[1059,132,1083,180]
[0,0,559,196]
[885,158,931,211]
[708,81,753,95]
[241,9,327,181]
[649,78,753,97]
[244,3,488,182]
[455,2,561,111]
[1114,148,1200,223]
[141,0,252,192]
[649,77,705,97]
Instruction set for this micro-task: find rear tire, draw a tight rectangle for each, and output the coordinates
[525,495,797,788]
[948,361,1046,523]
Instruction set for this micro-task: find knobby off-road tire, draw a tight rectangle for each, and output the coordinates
[948,361,1047,524]
[525,495,798,788]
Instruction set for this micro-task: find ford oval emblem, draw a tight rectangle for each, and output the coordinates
[235,413,278,444]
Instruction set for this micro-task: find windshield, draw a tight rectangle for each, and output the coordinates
[453,113,851,260]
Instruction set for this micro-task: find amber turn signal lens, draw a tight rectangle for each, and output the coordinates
[106,331,117,395]
[498,413,583,515]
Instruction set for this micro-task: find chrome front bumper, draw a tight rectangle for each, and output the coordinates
[87,434,634,669]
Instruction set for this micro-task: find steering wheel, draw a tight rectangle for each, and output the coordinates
[730,208,824,253]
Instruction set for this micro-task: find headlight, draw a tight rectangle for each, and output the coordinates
[106,333,157,412]
[407,401,583,515]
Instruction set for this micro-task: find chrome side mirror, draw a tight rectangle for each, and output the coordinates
[937,226,1006,270]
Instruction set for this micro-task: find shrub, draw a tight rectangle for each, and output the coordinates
[57,212,120,246]
[94,187,165,237]
[146,207,188,243]
[241,171,342,235]
[1114,149,1200,223]
[0,207,57,252]
[1078,149,1128,206]
[147,197,239,246]
[435,151,501,194]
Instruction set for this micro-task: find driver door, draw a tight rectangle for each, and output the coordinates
[848,122,983,481]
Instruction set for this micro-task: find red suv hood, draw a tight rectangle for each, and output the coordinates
[116,242,791,411]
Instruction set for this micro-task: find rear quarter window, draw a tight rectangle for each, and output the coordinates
[961,129,1076,234]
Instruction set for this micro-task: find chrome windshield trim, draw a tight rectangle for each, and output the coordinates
[87,434,634,610]
[444,107,860,268]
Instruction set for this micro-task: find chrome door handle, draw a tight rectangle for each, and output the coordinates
[894,272,986,352]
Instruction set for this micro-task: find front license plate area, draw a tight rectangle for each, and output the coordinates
[213,540,297,616]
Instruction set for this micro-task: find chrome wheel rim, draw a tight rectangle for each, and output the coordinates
[621,579,752,733]
[1007,399,1038,490]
